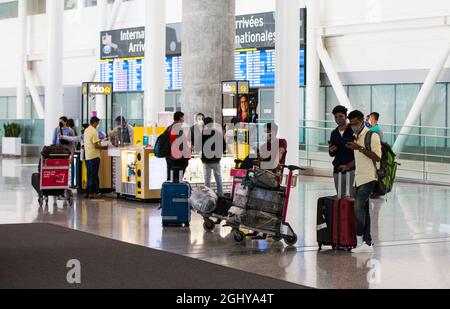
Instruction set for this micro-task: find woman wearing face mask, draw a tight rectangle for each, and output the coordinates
[329,106,356,196]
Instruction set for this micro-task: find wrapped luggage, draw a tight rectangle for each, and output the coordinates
[189,186,218,214]
[240,210,281,233]
[246,187,285,216]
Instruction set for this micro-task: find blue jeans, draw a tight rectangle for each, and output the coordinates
[203,162,224,197]
[86,158,100,195]
[354,181,376,245]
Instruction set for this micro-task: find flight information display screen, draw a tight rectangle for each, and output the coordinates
[100,48,306,92]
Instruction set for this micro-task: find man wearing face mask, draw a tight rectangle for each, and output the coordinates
[346,110,382,254]
[190,113,205,155]
[329,106,355,196]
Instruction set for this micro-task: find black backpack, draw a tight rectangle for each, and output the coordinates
[365,131,399,196]
[154,126,172,158]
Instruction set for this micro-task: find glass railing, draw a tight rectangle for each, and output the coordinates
[300,120,450,184]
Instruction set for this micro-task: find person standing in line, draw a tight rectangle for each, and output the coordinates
[83,117,108,199]
[114,116,134,146]
[166,112,191,182]
[190,113,205,155]
[368,112,383,141]
[329,106,356,196]
[345,110,382,254]
[201,117,225,197]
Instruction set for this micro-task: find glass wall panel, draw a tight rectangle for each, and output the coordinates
[0,97,7,119]
[348,85,371,115]
[7,96,16,119]
[372,85,396,144]
[395,84,421,147]
[421,84,446,148]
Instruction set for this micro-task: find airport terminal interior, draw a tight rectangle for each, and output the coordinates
[1,0,450,290]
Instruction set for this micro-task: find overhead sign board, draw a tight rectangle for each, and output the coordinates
[82,82,113,95]
[222,81,250,95]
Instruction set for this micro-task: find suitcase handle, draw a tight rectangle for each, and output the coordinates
[337,171,352,199]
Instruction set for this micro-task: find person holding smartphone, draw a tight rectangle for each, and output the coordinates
[329,106,356,196]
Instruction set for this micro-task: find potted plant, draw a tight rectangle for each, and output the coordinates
[2,123,22,156]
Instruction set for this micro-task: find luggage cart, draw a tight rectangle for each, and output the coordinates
[230,165,303,246]
[34,154,73,207]
[198,168,250,232]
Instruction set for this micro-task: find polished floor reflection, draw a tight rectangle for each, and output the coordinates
[1,157,450,289]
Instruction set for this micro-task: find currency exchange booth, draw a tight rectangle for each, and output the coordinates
[71,82,114,192]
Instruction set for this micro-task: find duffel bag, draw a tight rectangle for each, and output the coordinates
[247,169,279,190]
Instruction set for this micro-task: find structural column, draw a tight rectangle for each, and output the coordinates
[305,0,321,149]
[144,0,166,128]
[275,0,300,165]
[45,0,64,145]
[182,0,235,124]
[16,0,28,120]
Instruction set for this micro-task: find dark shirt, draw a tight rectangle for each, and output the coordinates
[201,126,225,164]
[329,126,355,173]
[190,125,203,154]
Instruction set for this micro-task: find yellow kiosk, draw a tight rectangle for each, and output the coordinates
[113,115,171,201]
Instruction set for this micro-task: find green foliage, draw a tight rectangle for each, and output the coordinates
[3,123,22,138]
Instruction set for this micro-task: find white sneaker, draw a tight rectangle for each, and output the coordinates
[356,236,363,247]
[351,242,374,254]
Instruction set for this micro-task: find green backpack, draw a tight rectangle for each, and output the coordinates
[365,131,399,196]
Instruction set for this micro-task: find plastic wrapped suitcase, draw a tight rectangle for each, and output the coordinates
[161,170,191,227]
[246,187,285,216]
[241,210,281,233]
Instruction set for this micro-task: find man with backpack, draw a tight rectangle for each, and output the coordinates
[345,110,382,254]
[155,112,191,182]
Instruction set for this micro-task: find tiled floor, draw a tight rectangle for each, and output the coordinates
[1,157,450,289]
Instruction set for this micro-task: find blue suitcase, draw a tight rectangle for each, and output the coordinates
[161,170,191,227]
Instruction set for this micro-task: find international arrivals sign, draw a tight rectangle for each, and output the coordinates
[100,10,306,60]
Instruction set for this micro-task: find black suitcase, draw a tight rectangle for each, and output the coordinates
[31,173,40,194]
[317,196,334,250]
[215,196,233,216]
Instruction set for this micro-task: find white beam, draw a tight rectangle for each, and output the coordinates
[393,43,450,153]
[24,68,45,120]
[16,0,27,120]
[107,0,123,30]
[45,0,64,145]
[275,0,300,165]
[316,37,354,111]
[144,0,166,128]
[305,0,321,127]
[92,0,123,82]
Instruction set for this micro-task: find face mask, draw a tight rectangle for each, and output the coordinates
[336,119,347,127]
[197,120,204,126]
[352,125,363,134]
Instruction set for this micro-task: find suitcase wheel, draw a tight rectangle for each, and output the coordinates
[234,230,246,243]
[284,234,298,247]
[332,245,338,251]
[203,219,215,232]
